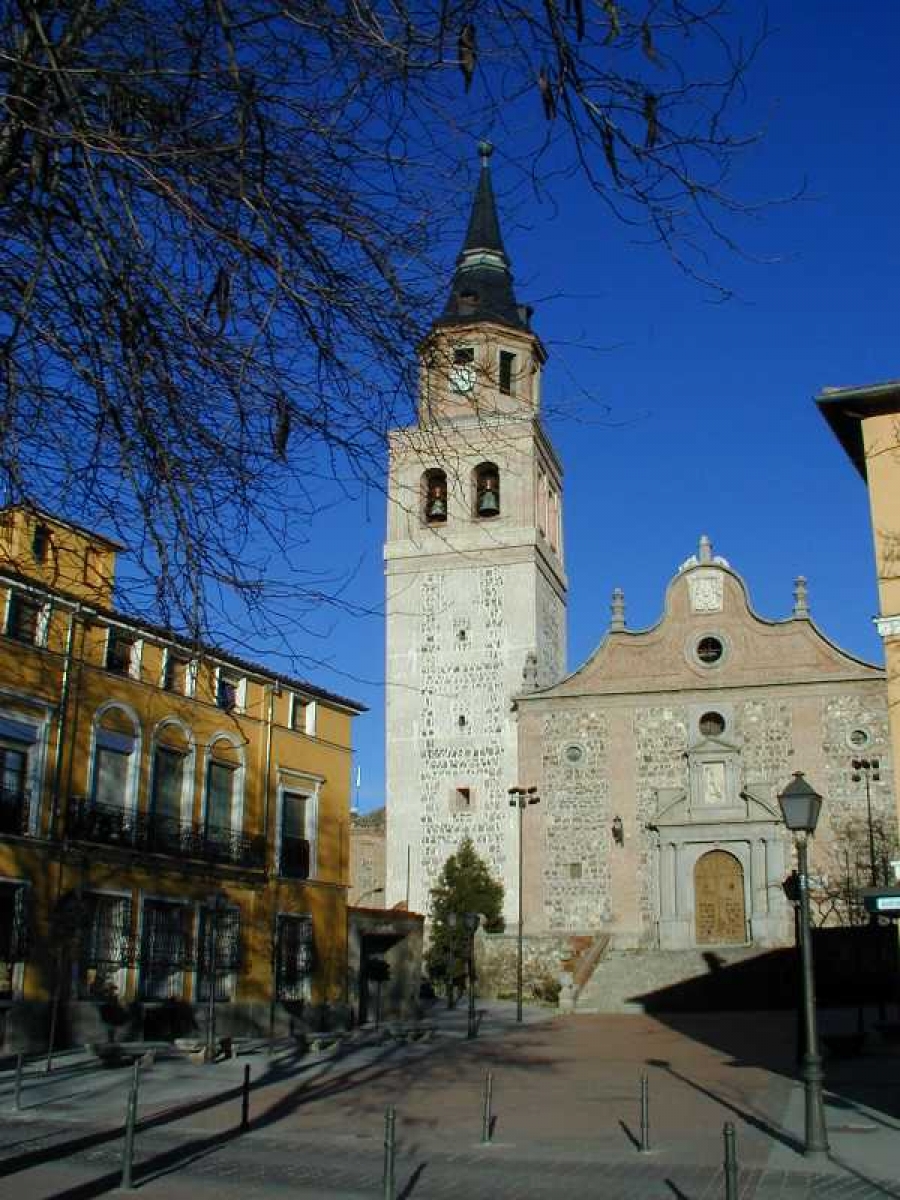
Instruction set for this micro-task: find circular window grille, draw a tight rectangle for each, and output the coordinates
[699,711,726,737]
[848,728,871,749]
[564,744,584,765]
[696,635,724,665]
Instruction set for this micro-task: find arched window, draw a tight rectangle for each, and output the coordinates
[90,703,141,830]
[423,469,448,524]
[474,462,500,518]
[204,734,244,852]
[149,719,193,847]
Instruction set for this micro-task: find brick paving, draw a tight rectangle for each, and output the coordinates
[2,1004,899,1198]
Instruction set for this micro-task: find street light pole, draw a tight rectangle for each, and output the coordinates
[508,786,540,1024]
[778,773,829,1161]
[851,757,881,887]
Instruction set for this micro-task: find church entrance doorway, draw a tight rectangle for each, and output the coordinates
[694,850,746,945]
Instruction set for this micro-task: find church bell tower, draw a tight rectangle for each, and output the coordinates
[384,143,567,920]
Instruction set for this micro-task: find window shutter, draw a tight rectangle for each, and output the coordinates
[12,884,29,961]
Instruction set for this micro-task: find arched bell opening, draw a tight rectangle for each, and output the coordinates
[422,468,448,524]
[474,462,500,519]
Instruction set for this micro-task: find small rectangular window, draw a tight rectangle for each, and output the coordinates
[569,862,582,881]
[499,351,515,395]
[216,669,241,711]
[453,346,475,365]
[6,593,41,645]
[290,694,306,731]
[451,785,473,812]
[163,652,189,694]
[32,523,50,563]
[106,630,136,675]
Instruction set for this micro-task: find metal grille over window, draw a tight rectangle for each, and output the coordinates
[276,914,314,1000]
[83,894,133,968]
[139,901,192,1000]
[0,883,28,999]
[197,906,241,1002]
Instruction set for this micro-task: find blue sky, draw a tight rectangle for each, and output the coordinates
[289,2,900,811]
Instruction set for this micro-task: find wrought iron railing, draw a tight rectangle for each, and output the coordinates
[66,798,266,870]
[0,787,31,836]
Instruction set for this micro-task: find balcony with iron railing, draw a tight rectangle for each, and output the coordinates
[0,787,32,836]
[65,798,266,870]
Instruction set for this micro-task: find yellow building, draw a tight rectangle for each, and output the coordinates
[0,505,364,1052]
[818,379,900,836]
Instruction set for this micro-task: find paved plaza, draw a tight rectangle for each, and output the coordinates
[1,1002,899,1198]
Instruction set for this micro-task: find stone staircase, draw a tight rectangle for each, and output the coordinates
[575,945,781,1014]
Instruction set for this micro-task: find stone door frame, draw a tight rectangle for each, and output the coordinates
[652,792,792,950]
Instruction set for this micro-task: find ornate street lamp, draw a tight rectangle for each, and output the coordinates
[509,786,540,1023]
[777,772,829,1159]
[463,911,481,1039]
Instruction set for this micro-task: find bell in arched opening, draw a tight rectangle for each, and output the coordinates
[424,471,448,523]
[475,466,500,518]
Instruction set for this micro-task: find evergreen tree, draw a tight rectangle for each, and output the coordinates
[425,837,504,989]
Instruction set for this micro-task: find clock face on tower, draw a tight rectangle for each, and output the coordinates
[449,362,475,394]
[450,346,476,394]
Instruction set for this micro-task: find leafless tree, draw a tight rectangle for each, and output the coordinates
[1,0,770,651]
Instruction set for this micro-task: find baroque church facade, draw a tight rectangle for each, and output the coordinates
[384,146,896,964]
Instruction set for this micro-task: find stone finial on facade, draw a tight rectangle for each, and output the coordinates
[522,650,539,692]
[698,534,713,564]
[610,587,626,631]
[793,575,809,618]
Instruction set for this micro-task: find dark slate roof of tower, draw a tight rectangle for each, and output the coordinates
[437,142,530,333]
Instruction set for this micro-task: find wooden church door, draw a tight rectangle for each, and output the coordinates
[694,850,746,945]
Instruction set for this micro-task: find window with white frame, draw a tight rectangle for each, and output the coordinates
[215,667,246,711]
[0,881,28,1000]
[290,694,317,736]
[275,913,313,1000]
[205,756,236,844]
[139,898,191,1000]
[106,629,140,677]
[92,715,138,819]
[150,740,188,848]
[279,791,310,878]
[0,713,43,837]
[162,651,191,694]
[196,904,241,1002]
[5,592,46,646]
[79,893,133,1000]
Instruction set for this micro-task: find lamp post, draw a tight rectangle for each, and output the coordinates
[777,772,829,1160]
[204,892,226,1064]
[463,911,480,1039]
[508,786,540,1023]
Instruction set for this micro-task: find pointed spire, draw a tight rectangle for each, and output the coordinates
[439,141,530,331]
[698,534,713,564]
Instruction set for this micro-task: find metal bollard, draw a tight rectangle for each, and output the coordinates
[639,1072,650,1153]
[13,1053,23,1112]
[382,1106,396,1200]
[120,1061,139,1191]
[481,1071,493,1144]
[241,1063,251,1131]
[723,1121,738,1200]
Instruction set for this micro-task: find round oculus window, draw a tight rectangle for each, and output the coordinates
[848,728,871,749]
[696,635,724,665]
[699,711,726,737]
[564,744,584,765]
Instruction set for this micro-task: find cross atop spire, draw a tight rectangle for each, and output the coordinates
[438,142,530,332]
